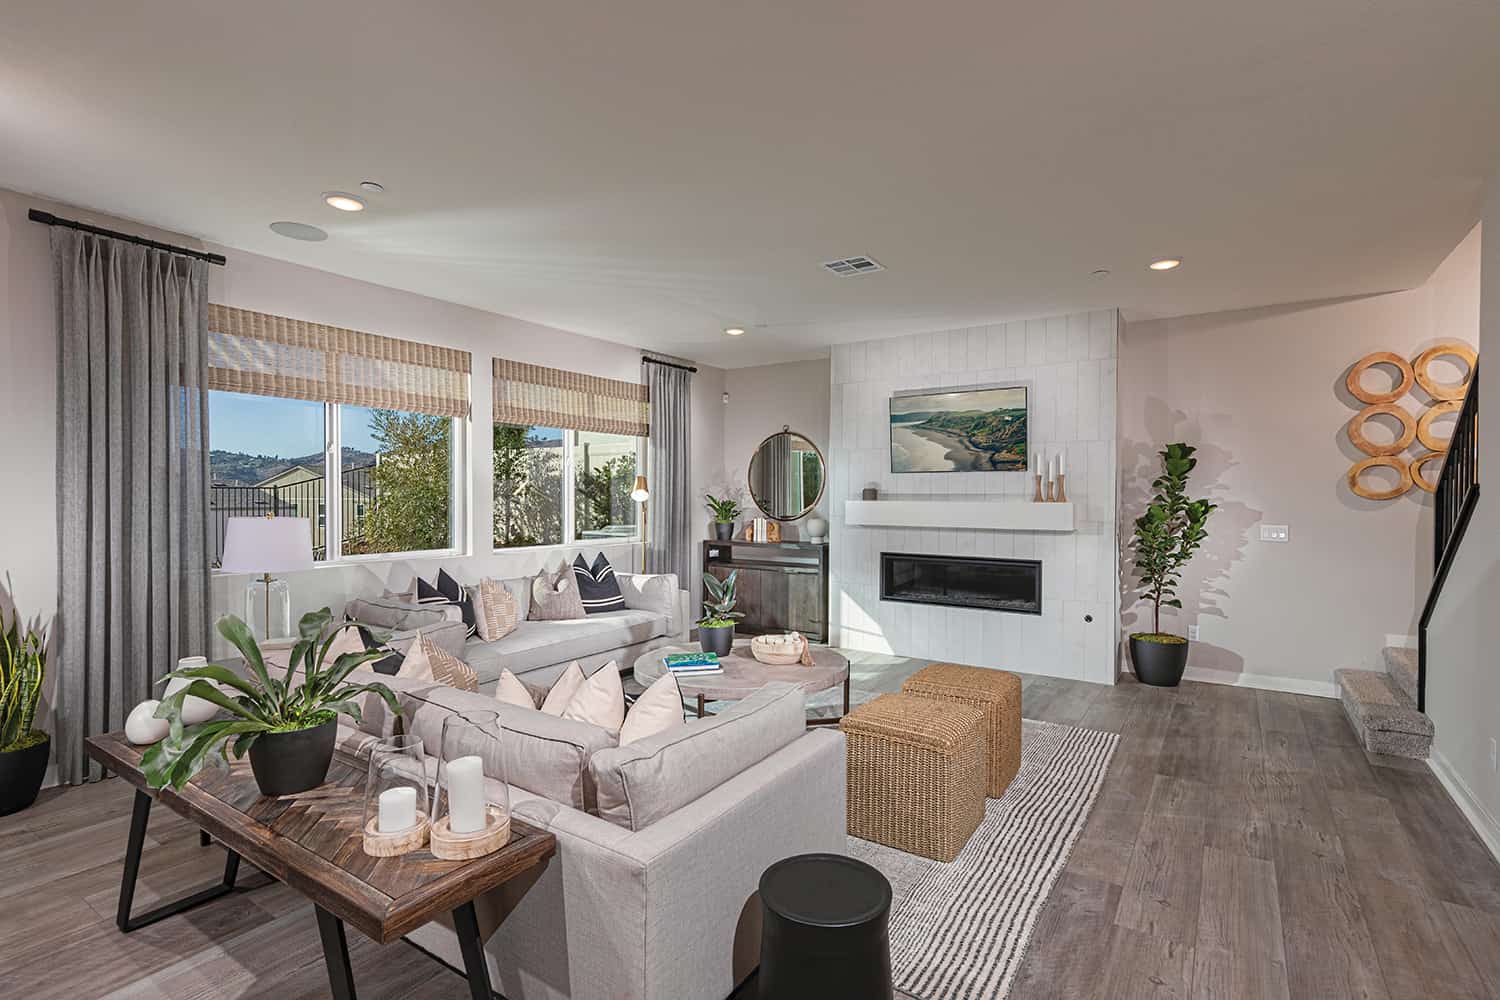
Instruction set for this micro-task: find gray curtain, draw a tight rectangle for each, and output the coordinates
[53,229,212,784]
[645,360,692,587]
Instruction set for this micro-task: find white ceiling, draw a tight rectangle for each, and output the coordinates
[3,1,1498,368]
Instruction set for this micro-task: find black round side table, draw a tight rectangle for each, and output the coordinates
[758,852,893,999]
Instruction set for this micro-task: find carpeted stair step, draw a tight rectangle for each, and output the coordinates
[1334,668,1433,759]
[1383,645,1419,704]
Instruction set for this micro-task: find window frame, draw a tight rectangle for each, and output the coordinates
[207,392,467,569]
[492,425,643,553]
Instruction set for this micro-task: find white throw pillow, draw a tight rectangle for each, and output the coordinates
[494,669,534,709]
[619,672,687,745]
[540,661,586,715]
[324,624,367,663]
[561,661,625,733]
[390,636,436,683]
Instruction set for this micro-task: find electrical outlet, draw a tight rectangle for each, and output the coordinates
[1490,738,1498,772]
[1188,624,1200,641]
[1260,524,1290,543]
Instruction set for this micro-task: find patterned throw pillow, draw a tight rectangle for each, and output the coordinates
[400,634,478,692]
[572,553,626,614]
[418,570,477,638]
[473,578,519,642]
[529,562,587,621]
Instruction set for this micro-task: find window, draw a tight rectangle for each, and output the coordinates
[207,390,461,565]
[493,425,639,549]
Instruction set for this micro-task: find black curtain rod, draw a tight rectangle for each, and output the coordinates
[28,209,227,266]
[641,355,698,373]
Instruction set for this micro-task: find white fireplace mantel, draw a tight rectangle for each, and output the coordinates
[843,499,1075,533]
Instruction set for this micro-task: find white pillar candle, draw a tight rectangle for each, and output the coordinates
[446,755,487,834]
[378,786,417,833]
[1058,449,1066,476]
[1048,455,1056,482]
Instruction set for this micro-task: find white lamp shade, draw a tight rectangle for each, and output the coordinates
[630,474,649,503]
[219,517,314,574]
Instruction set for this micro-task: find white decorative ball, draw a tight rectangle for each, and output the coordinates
[125,700,170,745]
[164,675,221,725]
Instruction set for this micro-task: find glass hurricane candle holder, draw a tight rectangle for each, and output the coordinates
[361,734,430,857]
[431,710,510,860]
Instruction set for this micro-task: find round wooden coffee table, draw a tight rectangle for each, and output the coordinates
[633,640,851,725]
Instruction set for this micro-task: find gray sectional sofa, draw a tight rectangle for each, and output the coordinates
[346,571,691,691]
[330,669,847,1000]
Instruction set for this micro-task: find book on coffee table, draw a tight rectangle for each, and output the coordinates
[663,652,723,675]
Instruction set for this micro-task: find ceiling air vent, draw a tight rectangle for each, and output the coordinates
[822,255,885,277]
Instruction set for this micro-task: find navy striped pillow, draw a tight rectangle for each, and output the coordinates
[573,553,626,614]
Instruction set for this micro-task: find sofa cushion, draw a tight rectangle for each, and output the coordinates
[539,661,586,715]
[589,681,806,831]
[345,595,450,633]
[529,562,587,621]
[560,660,625,733]
[573,553,626,614]
[471,577,519,642]
[462,610,666,685]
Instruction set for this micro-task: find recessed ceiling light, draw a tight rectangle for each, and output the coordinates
[269,221,328,242]
[323,191,365,212]
[724,327,746,337]
[1149,257,1182,271]
[358,180,385,194]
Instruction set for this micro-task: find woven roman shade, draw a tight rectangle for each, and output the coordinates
[206,304,471,418]
[492,358,649,436]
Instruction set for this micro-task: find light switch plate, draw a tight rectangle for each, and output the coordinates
[1260,524,1290,543]
[1188,624,1200,641]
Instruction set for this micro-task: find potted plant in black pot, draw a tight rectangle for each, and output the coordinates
[705,493,742,542]
[1128,442,1216,687]
[144,609,400,796]
[698,571,745,657]
[0,600,50,817]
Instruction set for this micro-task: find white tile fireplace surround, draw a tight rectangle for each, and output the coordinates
[827,310,1121,685]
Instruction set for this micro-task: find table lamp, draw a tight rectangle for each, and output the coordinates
[219,516,314,640]
[630,475,649,572]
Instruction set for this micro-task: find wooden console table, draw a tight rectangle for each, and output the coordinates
[702,539,829,642]
[85,732,555,1000]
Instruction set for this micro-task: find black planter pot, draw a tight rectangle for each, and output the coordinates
[1130,635,1190,687]
[0,736,50,816]
[700,623,735,658]
[247,718,337,797]
[715,522,735,541]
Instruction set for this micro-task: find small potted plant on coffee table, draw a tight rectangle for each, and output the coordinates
[1128,442,1216,687]
[144,609,401,796]
[0,598,50,817]
[705,493,742,541]
[698,571,745,657]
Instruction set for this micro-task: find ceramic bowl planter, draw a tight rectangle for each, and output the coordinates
[700,623,735,658]
[247,717,338,797]
[714,522,735,541]
[0,735,50,816]
[1129,634,1190,687]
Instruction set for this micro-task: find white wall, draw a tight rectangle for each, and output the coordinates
[0,184,724,664]
[1427,182,1499,853]
[828,312,1121,685]
[722,358,831,540]
[1119,227,1481,693]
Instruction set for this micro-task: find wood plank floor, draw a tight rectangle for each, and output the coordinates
[5,673,1500,999]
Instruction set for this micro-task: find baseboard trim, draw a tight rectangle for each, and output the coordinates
[1428,748,1500,866]
[1177,665,1338,699]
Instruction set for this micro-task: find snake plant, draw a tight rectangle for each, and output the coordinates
[0,598,48,753]
[142,609,401,790]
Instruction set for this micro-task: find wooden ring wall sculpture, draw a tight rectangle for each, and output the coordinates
[1408,452,1445,494]
[1348,456,1413,501]
[1346,351,1415,404]
[1346,403,1416,456]
[1416,400,1462,452]
[1413,342,1477,401]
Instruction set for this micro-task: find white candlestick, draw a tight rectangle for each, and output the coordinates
[1048,455,1056,483]
[1058,449,1066,476]
[447,755,487,834]
[378,786,417,833]
[1033,448,1041,474]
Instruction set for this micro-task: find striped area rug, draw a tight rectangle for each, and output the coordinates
[849,721,1118,1000]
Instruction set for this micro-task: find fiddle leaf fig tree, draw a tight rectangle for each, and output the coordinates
[1130,443,1216,638]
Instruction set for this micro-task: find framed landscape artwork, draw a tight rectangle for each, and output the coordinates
[889,384,1029,473]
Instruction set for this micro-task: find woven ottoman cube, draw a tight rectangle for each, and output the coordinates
[839,693,987,862]
[902,663,1022,798]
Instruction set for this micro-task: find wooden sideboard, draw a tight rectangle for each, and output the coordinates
[702,540,830,643]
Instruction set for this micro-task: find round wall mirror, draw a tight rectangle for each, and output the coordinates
[748,426,826,521]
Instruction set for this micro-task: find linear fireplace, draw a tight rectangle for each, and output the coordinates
[880,552,1042,615]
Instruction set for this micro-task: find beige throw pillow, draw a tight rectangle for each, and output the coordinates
[561,661,625,734]
[420,636,479,692]
[495,669,535,709]
[325,624,367,663]
[474,578,519,642]
[529,562,587,621]
[619,672,686,745]
[540,661,586,715]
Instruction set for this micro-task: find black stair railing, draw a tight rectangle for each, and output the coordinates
[1418,365,1479,712]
